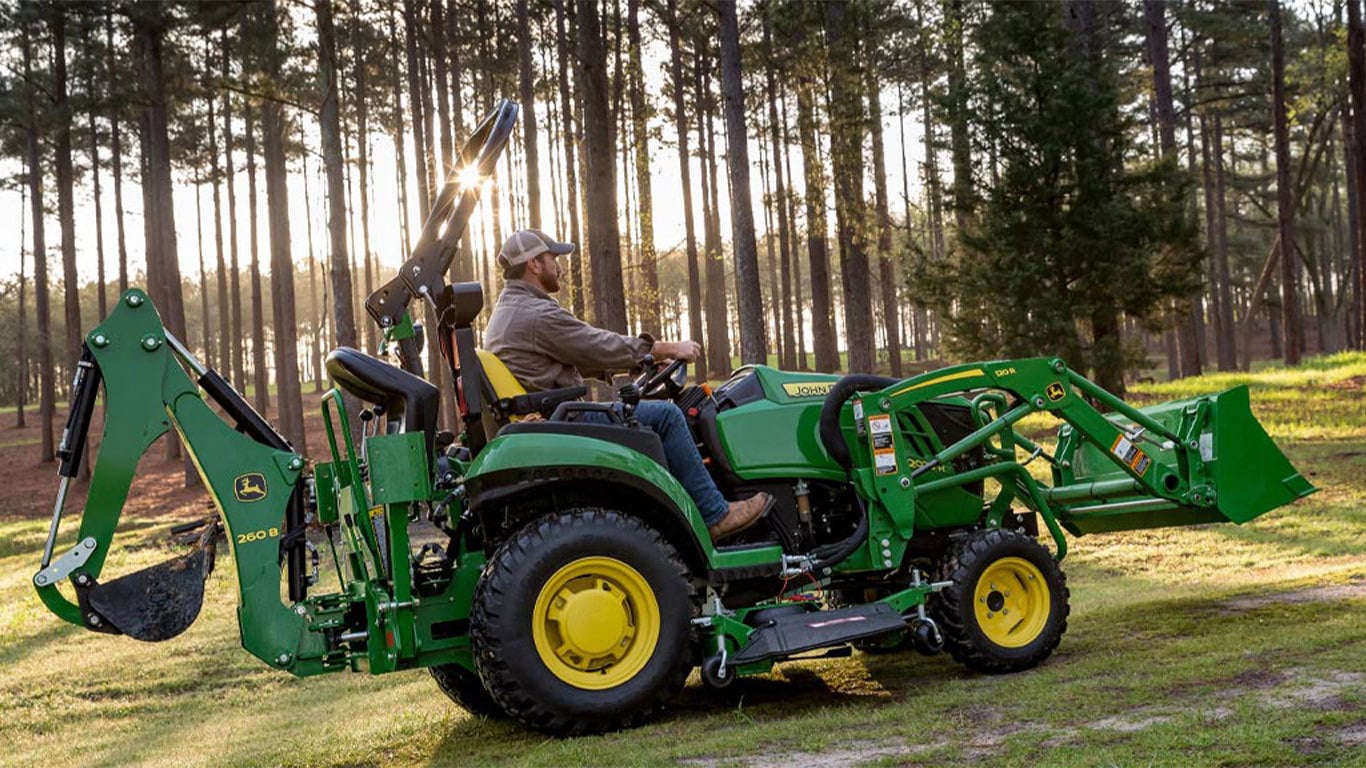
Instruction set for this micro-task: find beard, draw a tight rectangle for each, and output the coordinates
[540,267,561,293]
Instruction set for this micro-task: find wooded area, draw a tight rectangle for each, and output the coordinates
[2,0,1364,470]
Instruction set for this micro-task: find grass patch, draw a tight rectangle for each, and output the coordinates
[0,355,1362,766]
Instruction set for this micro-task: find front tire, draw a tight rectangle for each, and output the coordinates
[429,663,504,718]
[471,510,693,736]
[933,528,1069,674]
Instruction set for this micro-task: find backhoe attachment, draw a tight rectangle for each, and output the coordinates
[34,290,317,665]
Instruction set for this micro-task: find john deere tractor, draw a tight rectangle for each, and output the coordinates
[33,101,1315,736]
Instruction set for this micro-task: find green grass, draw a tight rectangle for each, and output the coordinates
[1,355,1363,767]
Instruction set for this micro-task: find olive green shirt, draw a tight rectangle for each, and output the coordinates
[483,280,652,391]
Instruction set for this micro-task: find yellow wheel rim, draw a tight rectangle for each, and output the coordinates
[531,556,660,691]
[973,556,1050,648]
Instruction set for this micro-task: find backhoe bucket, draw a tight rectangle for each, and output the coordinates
[82,529,218,642]
[1058,385,1314,534]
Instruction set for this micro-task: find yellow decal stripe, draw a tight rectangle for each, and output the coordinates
[890,369,985,398]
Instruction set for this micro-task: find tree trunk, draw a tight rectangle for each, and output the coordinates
[388,0,413,261]
[698,41,731,377]
[134,3,191,477]
[1145,0,1201,377]
[917,0,945,265]
[195,169,211,366]
[824,1,873,374]
[106,9,129,298]
[666,0,705,380]
[555,0,585,316]
[51,12,84,397]
[946,0,973,230]
[208,45,230,378]
[1212,113,1236,366]
[576,0,626,332]
[403,0,432,219]
[517,0,542,228]
[780,84,807,369]
[81,18,107,322]
[432,0,454,175]
[262,0,305,451]
[1270,0,1302,365]
[354,6,375,352]
[719,1,765,364]
[1349,0,1366,348]
[22,18,54,460]
[223,29,245,388]
[898,82,927,362]
[763,12,795,370]
[866,40,901,376]
[318,0,359,352]
[245,105,269,412]
[629,0,659,333]
[796,76,837,372]
[302,127,322,392]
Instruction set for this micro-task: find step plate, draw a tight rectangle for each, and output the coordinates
[732,603,907,665]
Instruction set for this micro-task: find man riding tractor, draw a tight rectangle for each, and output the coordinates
[483,228,773,541]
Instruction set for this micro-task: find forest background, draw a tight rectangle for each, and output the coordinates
[1,0,1363,473]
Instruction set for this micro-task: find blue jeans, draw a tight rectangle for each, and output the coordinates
[578,400,730,526]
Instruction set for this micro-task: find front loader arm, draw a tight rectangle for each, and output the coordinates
[846,357,1313,559]
[34,290,328,672]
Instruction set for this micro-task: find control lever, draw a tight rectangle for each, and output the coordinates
[618,383,642,427]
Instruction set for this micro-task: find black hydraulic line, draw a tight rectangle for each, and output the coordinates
[197,368,291,452]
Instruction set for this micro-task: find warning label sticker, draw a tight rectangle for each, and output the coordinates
[868,414,898,475]
[1110,435,1151,475]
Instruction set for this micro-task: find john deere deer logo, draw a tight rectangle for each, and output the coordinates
[1045,382,1066,402]
[234,473,268,502]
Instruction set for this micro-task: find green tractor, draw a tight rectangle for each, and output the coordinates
[34,102,1315,736]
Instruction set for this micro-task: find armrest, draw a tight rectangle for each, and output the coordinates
[500,386,589,418]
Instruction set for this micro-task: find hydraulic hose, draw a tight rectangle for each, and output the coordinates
[818,374,898,471]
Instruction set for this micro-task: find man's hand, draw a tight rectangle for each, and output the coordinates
[651,339,702,362]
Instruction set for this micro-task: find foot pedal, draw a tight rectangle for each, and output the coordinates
[731,603,907,665]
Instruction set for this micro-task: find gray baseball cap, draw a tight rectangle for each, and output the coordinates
[497,229,575,267]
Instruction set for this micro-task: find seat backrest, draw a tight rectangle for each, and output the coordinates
[477,349,527,400]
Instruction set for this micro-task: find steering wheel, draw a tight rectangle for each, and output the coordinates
[365,100,520,333]
[635,358,688,401]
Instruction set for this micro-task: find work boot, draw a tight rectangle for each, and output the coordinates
[708,492,773,542]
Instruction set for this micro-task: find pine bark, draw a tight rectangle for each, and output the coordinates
[353,7,375,352]
[403,0,432,219]
[866,44,901,376]
[318,0,359,351]
[1145,0,1201,377]
[697,39,730,376]
[106,10,129,297]
[629,0,659,332]
[81,19,107,322]
[796,75,837,372]
[1348,0,1366,348]
[764,12,796,370]
[22,17,54,461]
[50,12,83,392]
[223,30,245,388]
[245,105,269,412]
[208,45,230,378]
[262,0,305,451]
[719,1,765,364]
[518,0,542,228]
[555,0,584,315]
[666,0,706,380]
[576,0,627,332]
[1270,0,1302,365]
[824,1,873,374]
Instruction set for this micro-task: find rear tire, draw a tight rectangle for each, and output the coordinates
[933,528,1069,674]
[471,509,693,736]
[430,663,504,719]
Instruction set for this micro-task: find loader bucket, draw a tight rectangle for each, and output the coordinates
[1057,385,1314,534]
[84,531,217,642]
[1204,385,1315,523]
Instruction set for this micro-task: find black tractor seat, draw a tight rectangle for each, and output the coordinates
[326,347,440,464]
[498,419,668,468]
